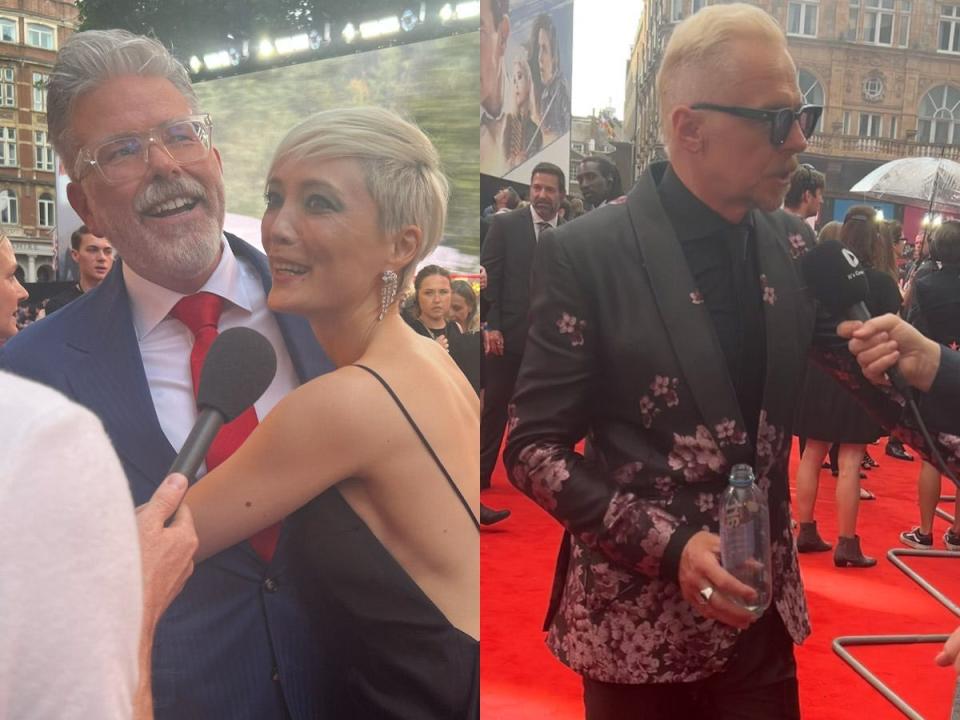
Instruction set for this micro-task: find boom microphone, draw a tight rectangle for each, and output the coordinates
[800,240,910,394]
[168,327,278,482]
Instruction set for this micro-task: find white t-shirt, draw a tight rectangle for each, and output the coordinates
[0,371,141,719]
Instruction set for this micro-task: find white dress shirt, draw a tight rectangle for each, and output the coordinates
[124,237,300,475]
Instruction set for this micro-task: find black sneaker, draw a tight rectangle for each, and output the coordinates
[945,530,960,552]
[900,527,933,549]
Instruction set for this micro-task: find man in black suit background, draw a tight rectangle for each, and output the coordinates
[480,162,565,492]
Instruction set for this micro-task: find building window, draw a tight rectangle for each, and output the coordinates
[918,85,960,144]
[798,69,824,106]
[843,111,853,135]
[859,113,882,137]
[670,0,684,22]
[788,1,818,37]
[863,0,895,45]
[34,130,53,171]
[37,193,54,228]
[889,116,898,139]
[691,0,707,13]
[850,0,910,45]
[0,18,16,43]
[899,0,911,46]
[848,0,861,40]
[863,76,884,101]
[940,5,960,53]
[32,73,47,112]
[0,127,16,167]
[26,23,54,50]
[0,67,14,108]
[0,190,18,225]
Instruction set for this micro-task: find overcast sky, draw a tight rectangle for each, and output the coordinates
[570,2,644,119]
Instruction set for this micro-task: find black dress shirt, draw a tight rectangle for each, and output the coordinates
[658,166,767,447]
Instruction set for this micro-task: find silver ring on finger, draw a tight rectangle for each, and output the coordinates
[697,585,715,605]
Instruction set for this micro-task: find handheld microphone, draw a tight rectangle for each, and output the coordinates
[168,327,278,482]
[800,240,910,395]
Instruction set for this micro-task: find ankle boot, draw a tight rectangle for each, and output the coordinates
[480,503,511,526]
[796,521,832,552]
[834,535,876,568]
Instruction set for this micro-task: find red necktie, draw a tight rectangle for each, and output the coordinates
[171,291,280,561]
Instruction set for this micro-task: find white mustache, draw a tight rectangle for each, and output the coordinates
[134,176,207,212]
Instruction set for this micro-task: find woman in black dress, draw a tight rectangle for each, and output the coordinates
[795,205,902,567]
[184,107,479,718]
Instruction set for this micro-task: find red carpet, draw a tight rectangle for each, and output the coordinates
[482,439,960,719]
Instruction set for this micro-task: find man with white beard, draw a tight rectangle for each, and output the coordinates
[0,30,334,719]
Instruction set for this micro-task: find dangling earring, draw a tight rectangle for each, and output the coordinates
[379,269,399,321]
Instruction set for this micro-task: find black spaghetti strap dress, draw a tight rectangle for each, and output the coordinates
[284,365,479,720]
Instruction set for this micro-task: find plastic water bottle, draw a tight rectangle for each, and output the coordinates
[719,463,772,616]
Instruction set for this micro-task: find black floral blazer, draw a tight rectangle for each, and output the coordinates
[504,163,817,683]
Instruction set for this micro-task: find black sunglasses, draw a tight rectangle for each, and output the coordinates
[690,103,823,146]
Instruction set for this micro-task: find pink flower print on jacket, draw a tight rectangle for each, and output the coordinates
[788,233,808,260]
[714,418,748,447]
[759,274,776,306]
[639,394,660,428]
[650,376,680,407]
[690,290,704,305]
[514,445,571,511]
[557,312,586,347]
[667,426,725,481]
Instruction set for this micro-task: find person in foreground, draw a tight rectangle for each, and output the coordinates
[182,107,480,719]
[505,5,822,717]
[2,238,197,720]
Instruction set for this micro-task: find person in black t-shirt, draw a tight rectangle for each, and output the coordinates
[45,225,114,315]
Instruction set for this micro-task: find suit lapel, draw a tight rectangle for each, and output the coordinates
[627,170,754,464]
[63,263,176,488]
[753,213,808,432]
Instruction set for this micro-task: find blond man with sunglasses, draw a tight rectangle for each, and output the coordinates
[505,4,825,718]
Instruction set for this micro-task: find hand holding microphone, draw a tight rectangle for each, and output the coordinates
[837,314,942,392]
[800,240,912,395]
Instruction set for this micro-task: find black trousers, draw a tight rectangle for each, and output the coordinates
[583,610,800,720]
[480,351,522,488]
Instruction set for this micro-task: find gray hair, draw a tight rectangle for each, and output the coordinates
[267,106,449,290]
[47,29,198,178]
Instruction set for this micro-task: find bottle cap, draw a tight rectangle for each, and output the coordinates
[728,463,755,487]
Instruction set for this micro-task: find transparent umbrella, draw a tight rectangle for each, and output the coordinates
[850,156,960,214]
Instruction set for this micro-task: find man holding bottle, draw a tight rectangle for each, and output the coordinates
[504,5,820,717]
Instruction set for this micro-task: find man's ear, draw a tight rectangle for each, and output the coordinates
[671,106,704,153]
[66,182,104,238]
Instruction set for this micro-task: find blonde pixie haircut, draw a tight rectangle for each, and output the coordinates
[267,106,450,290]
[656,3,786,144]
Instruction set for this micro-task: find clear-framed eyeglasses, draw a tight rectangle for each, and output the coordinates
[75,114,213,184]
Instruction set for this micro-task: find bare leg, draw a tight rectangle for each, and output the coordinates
[918,461,942,535]
[837,444,866,538]
[796,439,829,523]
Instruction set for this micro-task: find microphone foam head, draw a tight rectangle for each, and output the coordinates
[197,327,278,422]
[800,239,870,313]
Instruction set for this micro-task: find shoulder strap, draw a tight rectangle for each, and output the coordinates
[353,364,480,531]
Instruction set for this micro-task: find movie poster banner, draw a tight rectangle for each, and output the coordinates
[481,0,573,182]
